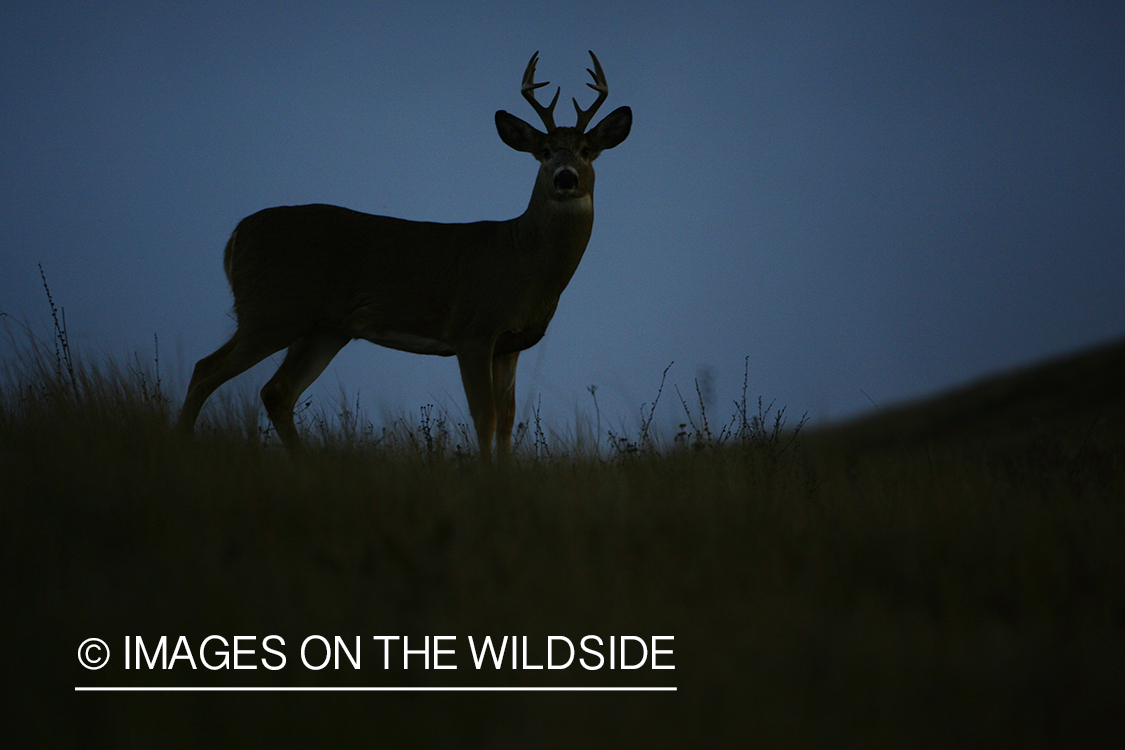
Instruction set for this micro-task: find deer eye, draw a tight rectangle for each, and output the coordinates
[580,147,591,158]
[539,147,551,160]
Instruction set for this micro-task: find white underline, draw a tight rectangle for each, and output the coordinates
[75,686,676,692]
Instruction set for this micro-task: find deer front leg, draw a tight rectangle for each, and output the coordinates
[492,351,519,459]
[457,340,498,461]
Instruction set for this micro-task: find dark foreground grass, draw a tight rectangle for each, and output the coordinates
[3,331,1125,748]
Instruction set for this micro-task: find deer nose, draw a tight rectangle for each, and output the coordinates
[553,167,579,193]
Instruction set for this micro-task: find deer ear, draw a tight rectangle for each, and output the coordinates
[587,106,631,152]
[495,110,544,153]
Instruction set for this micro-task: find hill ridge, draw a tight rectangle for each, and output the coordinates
[815,337,1125,451]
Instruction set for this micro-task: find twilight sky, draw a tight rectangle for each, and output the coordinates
[3,1,1123,438]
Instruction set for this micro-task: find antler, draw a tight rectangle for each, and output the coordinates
[521,51,559,132]
[572,50,609,133]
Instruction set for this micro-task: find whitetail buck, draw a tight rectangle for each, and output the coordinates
[175,51,631,459]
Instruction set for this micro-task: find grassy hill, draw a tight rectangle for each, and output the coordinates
[3,332,1123,748]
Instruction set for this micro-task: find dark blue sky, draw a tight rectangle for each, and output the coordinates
[3,1,1123,435]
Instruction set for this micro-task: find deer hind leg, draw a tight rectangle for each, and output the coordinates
[457,341,498,461]
[176,330,284,437]
[260,329,351,452]
[492,351,519,459]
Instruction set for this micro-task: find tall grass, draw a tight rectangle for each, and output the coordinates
[5,278,1125,748]
[4,274,806,462]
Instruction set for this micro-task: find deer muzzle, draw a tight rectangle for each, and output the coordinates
[553,166,580,194]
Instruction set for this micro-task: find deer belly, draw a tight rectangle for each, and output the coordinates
[355,328,456,356]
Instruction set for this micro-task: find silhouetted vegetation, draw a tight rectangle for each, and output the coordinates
[4,282,1124,748]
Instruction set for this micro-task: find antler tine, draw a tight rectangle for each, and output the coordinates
[521,51,559,132]
[572,50,609,133]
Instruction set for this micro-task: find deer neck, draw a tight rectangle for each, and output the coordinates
[512,187,595,288]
